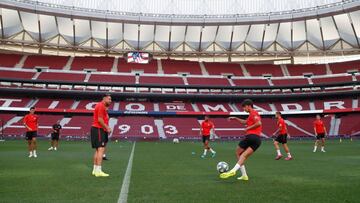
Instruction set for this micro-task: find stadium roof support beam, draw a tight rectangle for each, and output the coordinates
[0,10,4,38]
[347,12,360,48]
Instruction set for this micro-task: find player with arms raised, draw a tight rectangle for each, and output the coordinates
[272,112,292,160]
[200,115,216,158]
[220,99,262,181]
[91,94,112,177]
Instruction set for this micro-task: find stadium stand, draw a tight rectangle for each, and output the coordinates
[139,76,184,85]
[161,59,202,75]
[0,70,35,79]
[286,64,327,76]
[187,77,230,86]
[0,53,22,67]
[117,58,158,73]
[311,76,354,84]
[203,62,244,76]
[37,72,86,82]
[23,55,69,69]
[71,56,114,72]
[329,60,359,74]
[244,64,283,77]
[232,78,269,86]
[88,73,136,84]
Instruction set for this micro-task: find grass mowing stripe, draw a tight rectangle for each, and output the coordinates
[118,142,136,203]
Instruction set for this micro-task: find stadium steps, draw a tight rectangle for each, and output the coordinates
[240,64,250,76]
[63,56,74,70]
[15,55,27,69]
[199,61,209,75]
[111,58,119,72]
[157,59,164,74]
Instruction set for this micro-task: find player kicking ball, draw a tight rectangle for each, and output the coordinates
[313,114,327,152]
[200,115,216,158]
[91,94,112,177]
[272,112,292,160]
[220,99,262,181]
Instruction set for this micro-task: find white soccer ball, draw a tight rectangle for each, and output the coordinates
[217,161,229,173]
[173,138,179,144]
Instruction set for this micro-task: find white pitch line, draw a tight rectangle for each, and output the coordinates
[118,142,136,203]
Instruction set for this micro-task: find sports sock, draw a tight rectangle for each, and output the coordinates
[33,150,37,155]
[314,146,317,151]
[321,146,325,151]
[230,163,241,173]
[276,150,281,156]
[93,165,97,172]
[210,148,216,154]
[203,149,207,156]
[287,152,292,157]
[98,165,102,172]
[240,165,247,177]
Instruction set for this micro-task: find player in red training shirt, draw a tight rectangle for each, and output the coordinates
[272,112,292,160]
[23,107,38,158]
[220,99,262,181]
[90,94,112,177]
[200,115,216,158]
[313,114,327,152]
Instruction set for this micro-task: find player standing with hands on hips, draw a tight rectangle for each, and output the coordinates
[91,94,112,177]
[220,99,262,181]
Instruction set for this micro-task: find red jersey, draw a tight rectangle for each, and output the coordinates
[246,109,262,136]
[314,120,325,134]
[92,101,109,130]
[201,120,214,136]
[24,114,38,132]
[277,118,287,135]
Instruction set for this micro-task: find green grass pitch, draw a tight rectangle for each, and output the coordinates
[0,139,359,203]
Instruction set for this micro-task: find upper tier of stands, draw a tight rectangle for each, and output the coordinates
[23,55,69,70]
[161,59,202,75]
[0,53,358,77]
[71,56,114,72]
[244,64,283,77]
[286,64,327,76]
[0,53,358,92]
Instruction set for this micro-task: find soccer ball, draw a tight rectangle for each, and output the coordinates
[217,161,229,173]
[173,138,179,144]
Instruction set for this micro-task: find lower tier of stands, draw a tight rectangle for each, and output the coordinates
[0,114,358,138]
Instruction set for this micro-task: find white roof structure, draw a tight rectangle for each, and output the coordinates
[0,0,360,61]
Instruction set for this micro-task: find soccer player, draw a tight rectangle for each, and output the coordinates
[313,114,327,152]
[272,112,292,160]
[91,94,112,177]
[48,120,62,151]
[23,107,38,158]
[200,115,216,158]
[220,99,262,181]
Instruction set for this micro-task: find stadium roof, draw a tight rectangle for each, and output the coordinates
[34,0,342,15]
[0,0,360,61]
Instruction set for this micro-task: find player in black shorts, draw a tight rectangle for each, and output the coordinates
[91,94,112,177]
[220,99,262,181]
[48,120,62,151]
[23,107,38,158]
[272,112,292,160]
